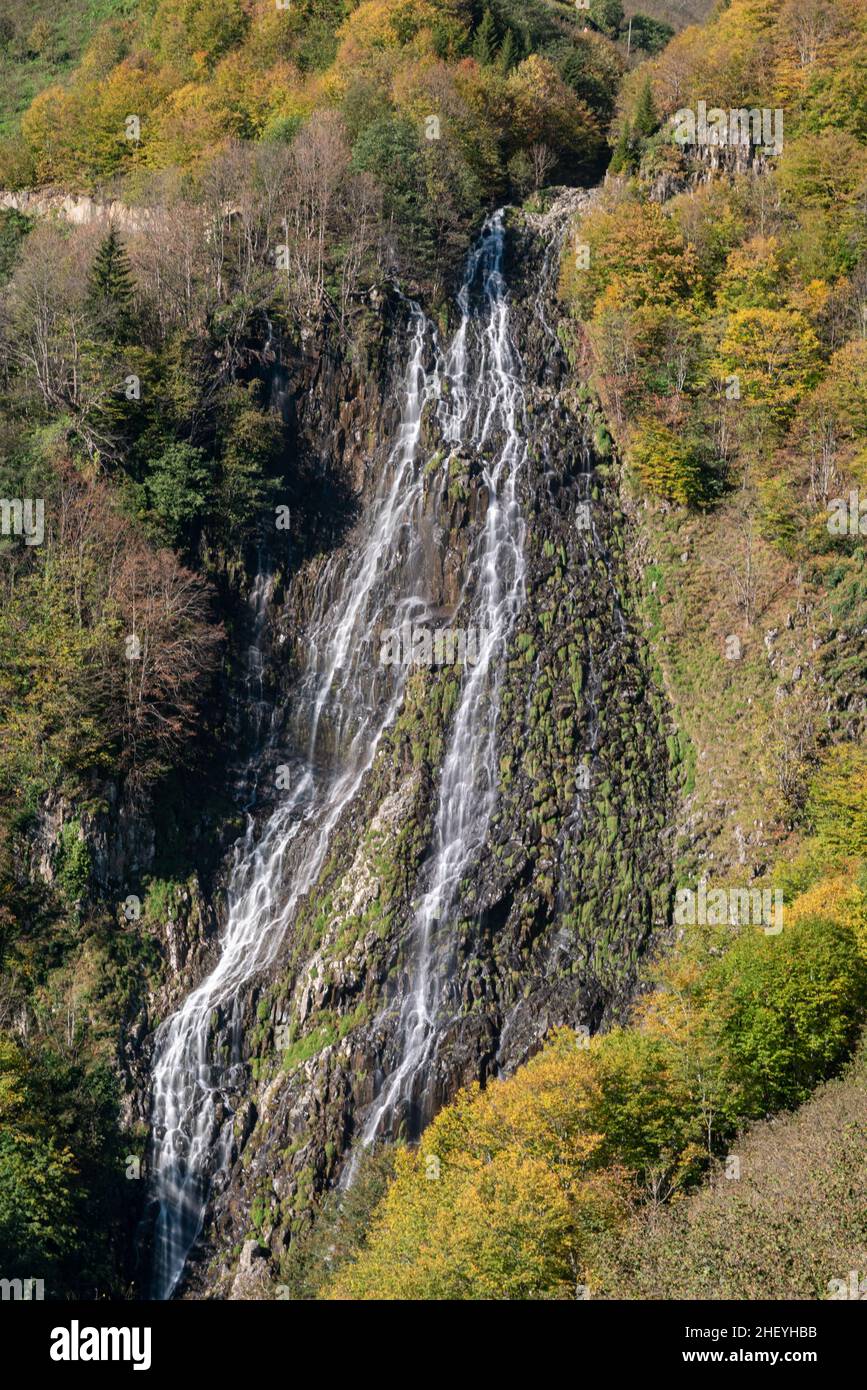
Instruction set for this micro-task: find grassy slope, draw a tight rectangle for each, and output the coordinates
[0,0,134,136]
[623,0,716,28]
[592,1029,867,1299]
[631,491,817,878]
[562,0,867,879]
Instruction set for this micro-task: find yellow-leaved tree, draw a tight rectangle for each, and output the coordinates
[327,1030,631,1300]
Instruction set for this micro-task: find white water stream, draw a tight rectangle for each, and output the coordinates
[149,210,534,1293]
[348,212,528,1162]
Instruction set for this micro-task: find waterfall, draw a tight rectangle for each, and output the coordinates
[349,210,528,1161]
[148,209,538,1293]
[148,305,441,1299]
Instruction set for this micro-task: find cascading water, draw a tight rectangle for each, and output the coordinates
[148,208,544,1291]
[349,210,529,1160]
[148,305,442,1299]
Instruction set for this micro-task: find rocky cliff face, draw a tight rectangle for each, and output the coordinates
[124,191,677,1298]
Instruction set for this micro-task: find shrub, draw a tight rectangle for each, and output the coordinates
[628,422,707,506]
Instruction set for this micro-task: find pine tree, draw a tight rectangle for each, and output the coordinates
[472,8,498,66]
[633,77,659,140]
[609,120,635,175]
[496,27,517,73]
[87,226,135,342]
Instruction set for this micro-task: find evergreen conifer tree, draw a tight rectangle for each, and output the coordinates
[609,120,635,174]
[497,27,517,73]
[472,8,498,66]
[633,76,659,139]
[87,226,135,342]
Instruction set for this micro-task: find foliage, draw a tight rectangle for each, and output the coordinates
[326,914,867,1298]
[0,1036,127,1294]
[328,1031,631,1299]
[628,421,707,505]
[6,0,613,232]
[591,1031,867,1300]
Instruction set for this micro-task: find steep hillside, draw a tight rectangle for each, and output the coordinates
[315,0,867,1299]
[591,1029,867,1300]
[0,0,135,136]
[0,0,865,1307]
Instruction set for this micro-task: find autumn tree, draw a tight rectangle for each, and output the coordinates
[328,1031,631,1300]
[566,199,698,320]
[628,422,706,506]
[715,308,822,436]
[114,538,223,782]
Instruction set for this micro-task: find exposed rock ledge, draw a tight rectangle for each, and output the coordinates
[0,187,156,231]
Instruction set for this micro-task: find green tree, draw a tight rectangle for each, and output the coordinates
[701,918,867,1117]
[496,27,517,73]
[212,385,282,540]
[0,1130,79,1280]
[351,115,430,263]
[632,76,658,140]
[0,208,31,286]
[87,226,135,342]
[629,14,674,55]
[561,34,624,126]
[147,441,214,546]
[590,1029,708,1200]
[609,120,636,175]
[472,8,498,66]
[589,0,624,40]
[0,1038,126,1292]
